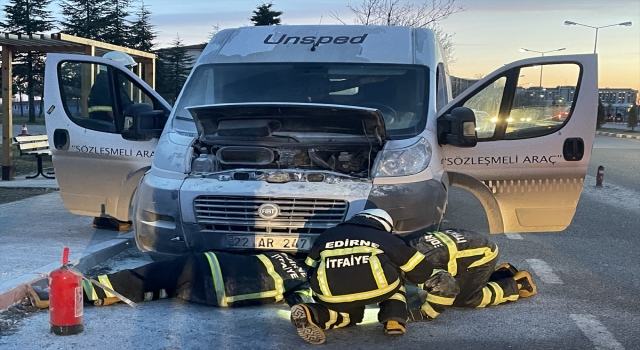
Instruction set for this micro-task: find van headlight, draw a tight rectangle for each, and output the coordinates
[373,138,432,177]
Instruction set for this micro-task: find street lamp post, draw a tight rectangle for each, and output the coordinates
[564,21,632,53]
[519,47,566,89]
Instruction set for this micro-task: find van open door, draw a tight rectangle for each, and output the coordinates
[437,54,597,233]
[44,54,171,221]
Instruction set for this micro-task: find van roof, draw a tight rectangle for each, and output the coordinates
[198,25,440,66]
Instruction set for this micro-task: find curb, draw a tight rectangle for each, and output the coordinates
[596,131,640,140]
[0,232,134,310]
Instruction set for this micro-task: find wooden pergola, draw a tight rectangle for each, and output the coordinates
[1,33,156,180]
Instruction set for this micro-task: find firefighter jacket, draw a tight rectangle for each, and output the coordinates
[404,228,499,277]
[87,71,133,121]
[305,216,434,307]
[200,251,312,307]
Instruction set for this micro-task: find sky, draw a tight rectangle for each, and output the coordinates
[7,0,640,90]
[141,0,640,91]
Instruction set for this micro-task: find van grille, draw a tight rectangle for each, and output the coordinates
[194,196,348,234]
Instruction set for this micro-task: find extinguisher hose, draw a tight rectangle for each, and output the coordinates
[66,267,138,308]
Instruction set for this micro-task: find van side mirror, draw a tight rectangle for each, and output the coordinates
[121,104,167,141]
[437,107,478,147]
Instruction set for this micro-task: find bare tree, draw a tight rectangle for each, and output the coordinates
[331,0,465,65]
[206,23,221,41]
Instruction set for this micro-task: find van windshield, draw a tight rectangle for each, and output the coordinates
[173,63,428,139]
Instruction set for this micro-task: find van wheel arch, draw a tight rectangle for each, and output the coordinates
[114,166,151,222]
[445,172,505,234]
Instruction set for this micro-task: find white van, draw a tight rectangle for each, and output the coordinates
[44,25,597,256]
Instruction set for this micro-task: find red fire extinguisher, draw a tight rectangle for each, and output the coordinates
[49,247,84,335]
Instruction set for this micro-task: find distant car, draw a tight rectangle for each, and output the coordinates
[551,111,569,122]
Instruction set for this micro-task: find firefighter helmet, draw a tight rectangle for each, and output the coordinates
[103,51,137,68]
[354,209,394,232]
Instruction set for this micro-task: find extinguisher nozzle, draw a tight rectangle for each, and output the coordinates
[62,247,69,265]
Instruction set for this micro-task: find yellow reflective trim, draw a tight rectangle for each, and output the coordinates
[82,280,98,301]
[326,310,338,329]
[205,252,228,307]
[488,282,504,305]
[478,287,492,308]
[159,289,168,299]
[305,256,317,267]
[296,289,313,297]
[399,285,406,292]
[225,290,280,302]
[317,259,332,297]
[97,275,115,298]
[433,232,459,276]
[337,313,351,328]
[431,268,447,277]
[505,294,519,302]
[256,254,285,302]
[144,292,153,301]
[315,279,400,304]
[421,301,440,318]
[319,246,384,258]
[426,294,455,306]
[88,105,113,113]
[369,255,388,289]
[388,292,406,303]
[468,247,499,268]
[399,251,425,272]
[456,248,490,257]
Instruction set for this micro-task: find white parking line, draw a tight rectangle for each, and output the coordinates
[570,314,625,350]
[525,259,563,284]
[504,233,523,240]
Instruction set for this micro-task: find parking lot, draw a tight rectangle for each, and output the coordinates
[0,135,639,349]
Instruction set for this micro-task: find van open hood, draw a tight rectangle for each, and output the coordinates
[187,103,387,143]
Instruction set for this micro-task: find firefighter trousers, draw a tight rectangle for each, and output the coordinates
[82,252,311,307]
[82,254,210,305]
[420,258,520,319]
[303,285,408,329]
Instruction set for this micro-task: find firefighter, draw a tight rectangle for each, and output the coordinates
[87,51,137,123]
[79,251,313,308]
[289,209,434,345]
[403,228,537,322]
[89,51,138,232]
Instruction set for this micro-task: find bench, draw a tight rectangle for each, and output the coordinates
[13,134,55,179]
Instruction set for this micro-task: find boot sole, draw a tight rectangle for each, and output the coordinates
[290,305,326,345]
[384,329,406,336]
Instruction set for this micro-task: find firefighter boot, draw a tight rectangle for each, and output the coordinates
[26,277,50,309]
[290,304,326,345]
[495,263,519,276]
[493,263,519,280]
[514,270,537,298]
[384,320,406,336]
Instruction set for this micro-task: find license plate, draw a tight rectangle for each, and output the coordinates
[227,235,312,250]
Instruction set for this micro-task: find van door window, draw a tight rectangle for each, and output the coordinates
[462,77,506,139]
[456,63,581,141]
[58,61,167,134]
[505,64,580,139]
